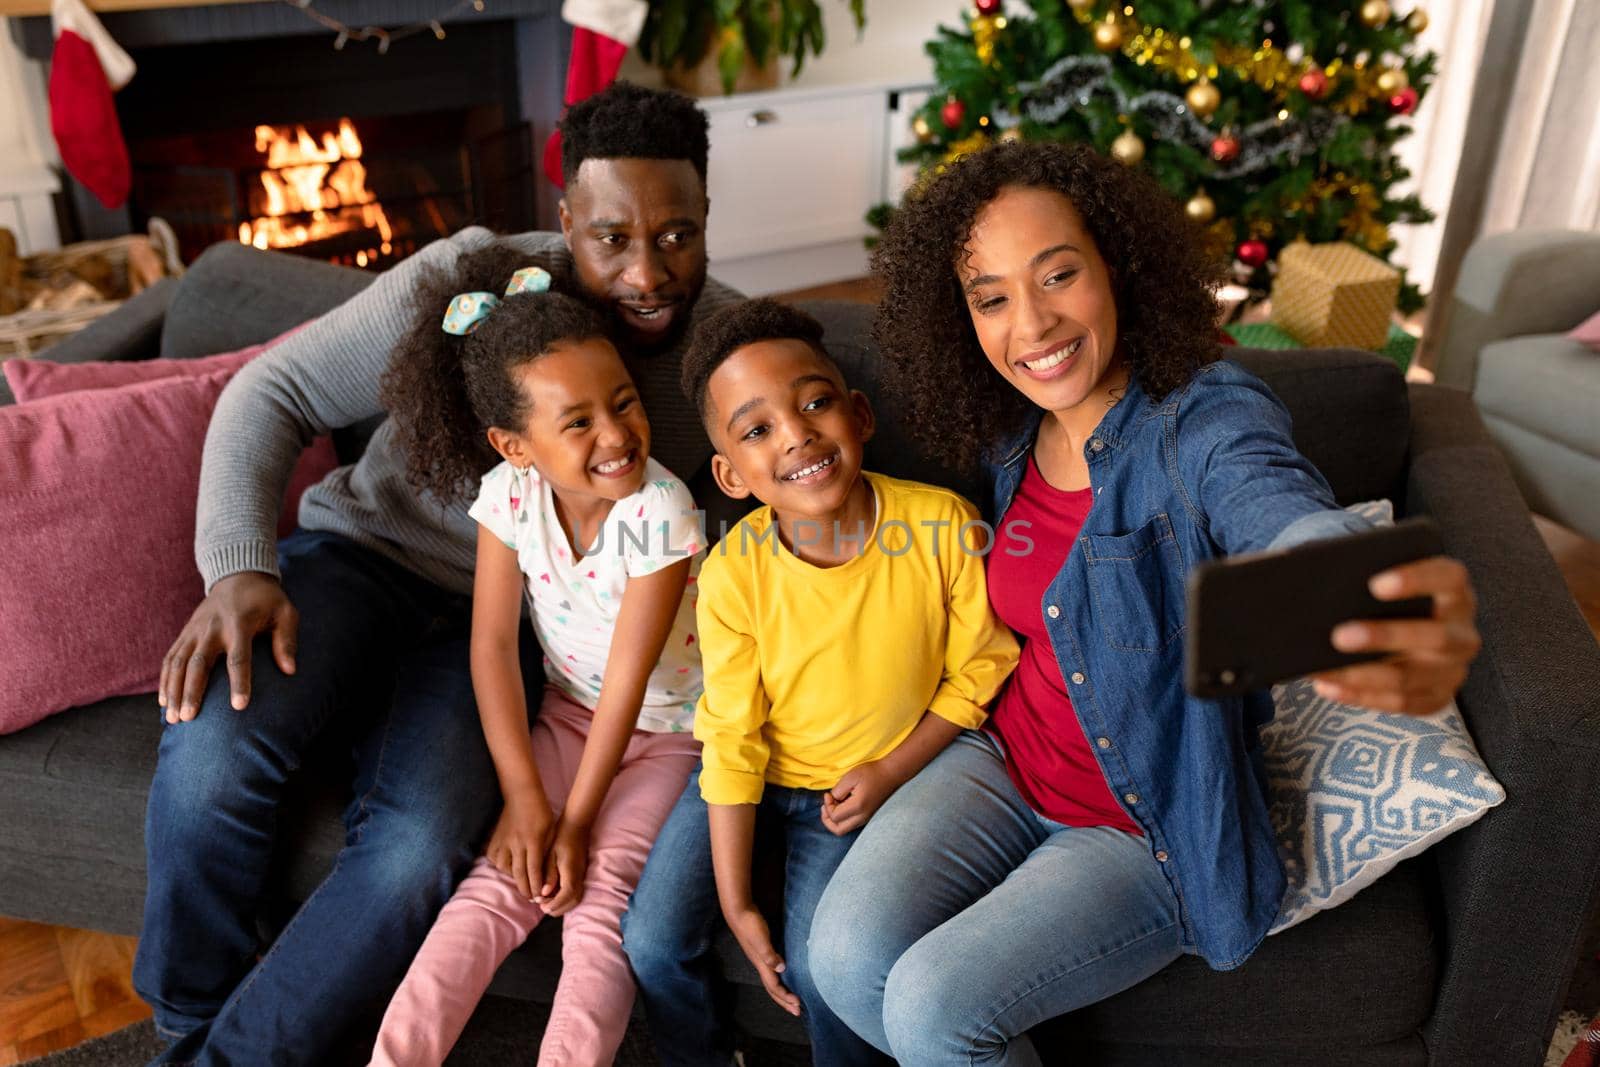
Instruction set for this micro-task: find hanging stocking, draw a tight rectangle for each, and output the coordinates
[48,0,136,209]
[542,0,648,189]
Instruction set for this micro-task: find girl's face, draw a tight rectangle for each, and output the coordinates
[958,185,1124,432]
[494,337,651,502]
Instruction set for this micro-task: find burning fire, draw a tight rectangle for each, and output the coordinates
[238,118,394,266]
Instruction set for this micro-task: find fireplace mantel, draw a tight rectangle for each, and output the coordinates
[0,0,262,17]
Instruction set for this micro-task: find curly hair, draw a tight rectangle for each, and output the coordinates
[559,81,710,188]
[872,140,1224,471]
[680,298,833,420]
[381,242,610,505]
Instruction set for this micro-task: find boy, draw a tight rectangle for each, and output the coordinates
[621,299,1019,1067]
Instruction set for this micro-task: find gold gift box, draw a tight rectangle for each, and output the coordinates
[1270,241,1400,351]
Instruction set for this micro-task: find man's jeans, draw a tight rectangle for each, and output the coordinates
[621,766,887,1067]
[808,730,1185,1067]
[133,530,503,1066]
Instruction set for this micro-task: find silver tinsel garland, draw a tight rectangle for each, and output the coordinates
[1001,54,1352,179]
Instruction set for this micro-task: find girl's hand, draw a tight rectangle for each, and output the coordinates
[724,905,801,1016]
[486,791,556,900]
[821,760,899,836]
[537,819,591,916]
[1310,556,1482,715]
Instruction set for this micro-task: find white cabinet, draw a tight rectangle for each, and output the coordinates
[699,81,931,296]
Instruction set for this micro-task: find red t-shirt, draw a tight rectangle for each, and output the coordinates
[985,455,1142,834]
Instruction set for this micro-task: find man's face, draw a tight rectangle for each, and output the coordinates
[559,157,709,353]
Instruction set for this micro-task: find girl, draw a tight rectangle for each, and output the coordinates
[807,141,1482,1064]
[371,244,705,1066]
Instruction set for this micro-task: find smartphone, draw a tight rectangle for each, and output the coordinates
[1184,517,1445,698]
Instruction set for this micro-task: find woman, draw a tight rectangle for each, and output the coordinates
[806,141,1480,1065]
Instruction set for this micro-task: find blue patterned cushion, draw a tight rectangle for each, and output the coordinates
[1264,500,1505,933]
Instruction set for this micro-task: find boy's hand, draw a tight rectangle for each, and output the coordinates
[822,760,899,836]
[537,818,591,916]
[486,791,555,901]
[724,905,801,1016]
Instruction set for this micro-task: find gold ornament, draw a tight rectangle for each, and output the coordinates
[1360,0,1391,27]
[1405,7,1429,33]
[941,131,990,165]
[971,14,1001,66]
[1185,79,1220,119]
[1110,129,1145,165]
[1184,190,1216,224]
[912,115,933,143]
[1000,127,1023,143]
[1093,18,1124,52]
[1375,67,1409,95]
[1067,0,1096,12]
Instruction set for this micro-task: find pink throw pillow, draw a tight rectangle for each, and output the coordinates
[1569,308,1600,351]
[3,327,339,537]
[0,371,234,733]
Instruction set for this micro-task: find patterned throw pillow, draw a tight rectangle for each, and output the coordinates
[1264,500,1505,933]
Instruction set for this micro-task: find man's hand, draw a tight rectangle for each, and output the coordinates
[724,905,800,1016]
[537,818,591,916]
[1311,556,1482,715]
[821,760,900,836]
[159,572,299,723]
[486,791,556,901]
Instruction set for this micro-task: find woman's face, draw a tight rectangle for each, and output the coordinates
[959,185,1123,428]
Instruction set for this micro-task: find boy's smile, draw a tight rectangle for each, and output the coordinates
[705,338,876,561]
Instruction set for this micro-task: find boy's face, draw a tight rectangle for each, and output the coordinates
[705,338,875,517]
[488,338,651,503]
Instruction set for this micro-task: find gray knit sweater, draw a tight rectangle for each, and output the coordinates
[196,227,744,595]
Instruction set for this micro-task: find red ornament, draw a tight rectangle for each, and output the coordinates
[974,0,1003,12]
[1236,239,1270,268]
[1298,68,1329,100]
[941,97,967,129]
[1210,133,1241,165]
[1388,86,1419,115]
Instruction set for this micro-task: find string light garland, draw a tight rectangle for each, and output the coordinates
[280,0,486,53]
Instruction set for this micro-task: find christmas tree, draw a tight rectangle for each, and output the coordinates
[893,0,1436,314]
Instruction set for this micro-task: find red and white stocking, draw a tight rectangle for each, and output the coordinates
[48,0,136,209]
[542,0,649,189]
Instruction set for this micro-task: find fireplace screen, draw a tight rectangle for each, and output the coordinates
[128,109,533,270]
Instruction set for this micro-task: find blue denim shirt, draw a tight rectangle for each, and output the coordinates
[986,359,1368,970]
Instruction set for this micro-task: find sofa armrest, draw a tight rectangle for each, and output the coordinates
[0,279,175,406]
[32,277,174,368]
[1404,383,1600,1065]
[1433,230,1600,391]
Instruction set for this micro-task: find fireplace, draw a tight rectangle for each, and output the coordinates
[9,1,570,268]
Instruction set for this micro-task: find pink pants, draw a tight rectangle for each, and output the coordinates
[369,687,700,1067]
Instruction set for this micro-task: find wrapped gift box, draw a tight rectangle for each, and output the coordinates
[1225,320,1416,372]
[1270,241,1400,352]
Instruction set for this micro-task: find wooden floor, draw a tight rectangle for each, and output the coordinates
[3,270,1597,1061]
[0,923,148,1064]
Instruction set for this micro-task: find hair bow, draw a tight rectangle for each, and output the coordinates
[441,266,553,335]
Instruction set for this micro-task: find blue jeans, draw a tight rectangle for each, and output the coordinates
[808,731,1185,1066]
[132,530,505,1066]
[620,766,887,1067]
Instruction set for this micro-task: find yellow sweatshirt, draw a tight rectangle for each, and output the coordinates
[693,472,1020,805]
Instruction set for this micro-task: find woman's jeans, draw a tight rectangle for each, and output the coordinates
[808,730,1186,1067]
[133,530,504,1066]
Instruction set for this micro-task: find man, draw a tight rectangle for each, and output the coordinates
[133,82,742,1065]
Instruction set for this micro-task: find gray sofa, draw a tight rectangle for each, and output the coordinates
[3,241,1599,1066]
[1431,228,1600,540]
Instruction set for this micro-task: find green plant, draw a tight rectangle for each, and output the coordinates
[639,0,867,94]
